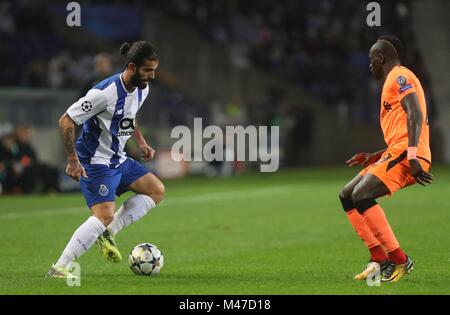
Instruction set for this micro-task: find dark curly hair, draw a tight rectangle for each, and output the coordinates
[120,41,159,68]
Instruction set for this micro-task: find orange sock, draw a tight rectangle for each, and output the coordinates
[346,209,387,261]
[362,204,405,263]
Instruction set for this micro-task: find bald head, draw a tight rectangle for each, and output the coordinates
[370,40,400,62]
[369,39,401,80]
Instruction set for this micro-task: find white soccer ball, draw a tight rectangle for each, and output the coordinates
[128,243,164,276]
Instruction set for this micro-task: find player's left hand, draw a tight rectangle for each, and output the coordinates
[409,159,433,186]
[346,152,378,167]
[140,143,155,162]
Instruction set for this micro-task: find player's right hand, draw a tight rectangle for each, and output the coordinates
[66,160,88,182]
[409,158,434,186]
[345,153,377,167]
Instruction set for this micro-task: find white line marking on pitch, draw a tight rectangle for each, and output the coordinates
[0,185,302,220]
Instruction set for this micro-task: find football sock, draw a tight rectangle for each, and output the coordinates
[346,209,388,262]
[108,194,156,235]
[369,245,389,263]
[360,204,404,259]
[388,247,407,265]
[54,216,106,267]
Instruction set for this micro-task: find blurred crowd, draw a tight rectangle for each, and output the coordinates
[0,0,435,122]
[158,0,435,121]
[0,1,63,87]
[0,0,438,189]
[0,125,59,194]
[0,1,127,88]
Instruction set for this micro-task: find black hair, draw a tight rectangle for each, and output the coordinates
[120,41,159,68]
[378,35,403,61]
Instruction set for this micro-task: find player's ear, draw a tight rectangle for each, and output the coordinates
[378,53,385,64]
[127,63,137,74]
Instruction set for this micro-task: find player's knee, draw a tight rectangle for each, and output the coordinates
[148,181,165,205]
[339,189,355,212]
[351,192,378,215]
[351,187,372,205]
[351,188,363,204]
[339,187,351,200]
[95,212,114,226]
[91,203,115,226]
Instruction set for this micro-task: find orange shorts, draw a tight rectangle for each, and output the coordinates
[359,149,431,195]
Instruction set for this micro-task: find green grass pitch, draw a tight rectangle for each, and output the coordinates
[1,167,449,294]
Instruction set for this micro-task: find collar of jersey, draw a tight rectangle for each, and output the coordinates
[119,73,137,95]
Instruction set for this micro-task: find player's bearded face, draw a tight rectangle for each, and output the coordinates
[130,70,147,89]
[130,59,159,89]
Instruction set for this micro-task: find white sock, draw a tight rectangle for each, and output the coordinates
[54,216,106,267]
[108,194,156,235]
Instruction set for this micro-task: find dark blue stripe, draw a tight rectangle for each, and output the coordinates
[138,88,142,104]
[92,73,120,90]
[109,80,127,166]
[76,117,102,163]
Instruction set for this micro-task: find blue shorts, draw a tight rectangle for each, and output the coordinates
[80,158,149,208]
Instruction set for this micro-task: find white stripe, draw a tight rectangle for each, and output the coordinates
[0,185,301,220]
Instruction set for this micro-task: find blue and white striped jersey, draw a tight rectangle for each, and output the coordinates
[66,73,149,167]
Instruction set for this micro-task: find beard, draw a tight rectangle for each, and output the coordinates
[130,72,148,89]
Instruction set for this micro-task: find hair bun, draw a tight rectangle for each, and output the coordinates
[120,42,131,56]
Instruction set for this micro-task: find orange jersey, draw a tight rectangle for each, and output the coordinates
[380,66,431,163]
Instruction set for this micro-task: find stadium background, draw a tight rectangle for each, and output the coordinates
[0,0,449,295]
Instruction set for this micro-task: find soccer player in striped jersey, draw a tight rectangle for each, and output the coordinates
[47,41,165,278]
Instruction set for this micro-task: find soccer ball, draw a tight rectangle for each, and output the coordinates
[128,243,164,276]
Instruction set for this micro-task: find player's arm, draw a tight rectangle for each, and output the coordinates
[60,89,107,181]
[400,92,433,185]
[132,120,155,162]
[58,113,87,181]
[346,149,386,167]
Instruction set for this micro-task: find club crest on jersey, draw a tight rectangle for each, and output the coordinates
[397,75,407,86]
[81,101,92,112]
[396,75,413,94]
[99,184,109,197]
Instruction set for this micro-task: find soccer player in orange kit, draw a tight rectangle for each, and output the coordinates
[339,35,434,283]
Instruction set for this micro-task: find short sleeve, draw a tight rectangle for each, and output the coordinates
[66,89,108,125]
[391,72,417,102]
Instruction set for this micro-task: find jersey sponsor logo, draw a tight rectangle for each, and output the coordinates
[117,117,135,137]
[119,118,135,129]
[81,101,93,112]
[117,130,134,136]
[99,184,109,197]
